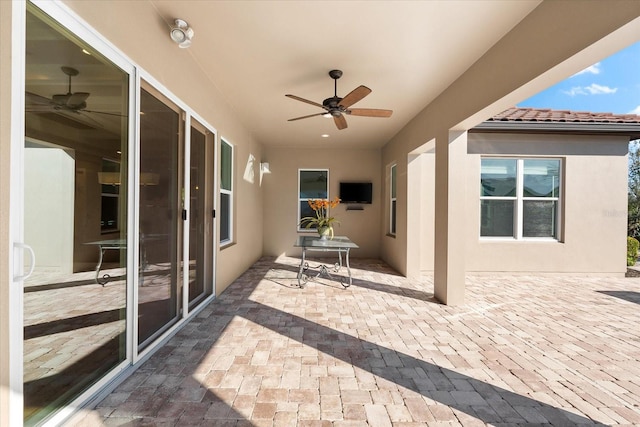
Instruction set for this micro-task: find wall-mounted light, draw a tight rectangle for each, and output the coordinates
[260,162,271,174]
[170,19,194,48]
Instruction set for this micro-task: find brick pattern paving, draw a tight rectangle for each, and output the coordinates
[70,256,640,426]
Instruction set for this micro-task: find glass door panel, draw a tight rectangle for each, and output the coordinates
[138,86,182,349]
[23,4,129,425]
[188,121,214,307]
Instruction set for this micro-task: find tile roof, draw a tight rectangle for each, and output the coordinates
[489,107,640,124]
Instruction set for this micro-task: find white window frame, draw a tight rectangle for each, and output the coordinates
[220,138,233,245]
[297,168,329,232]
[389,163,397,236]
[480,157,562,241]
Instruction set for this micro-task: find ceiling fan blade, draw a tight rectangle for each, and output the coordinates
[334,114,347,130]
[347,108,393,118]
[26,91,54,106]
[285,94,324,109]
[288,112,326,122]
[83,109,126,117]
[339,85,371,108]
[67,92,90,108]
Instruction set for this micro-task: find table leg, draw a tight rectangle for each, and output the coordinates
[344,248,352,288]
[95,246,108,286]
[297,247,306,287]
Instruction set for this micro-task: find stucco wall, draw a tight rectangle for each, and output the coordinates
[262,146,381,259]
[417,133,629,275]
[380,2,640,281]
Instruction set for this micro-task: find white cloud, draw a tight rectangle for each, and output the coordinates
[572,62,602,77]
[630,105,640,115]
[563,87,588,96]
[562,83,617,96]
[586,83,617,94]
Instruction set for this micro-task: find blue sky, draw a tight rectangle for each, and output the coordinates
[517,40,640,115]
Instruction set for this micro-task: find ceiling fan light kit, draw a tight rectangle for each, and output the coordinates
[286,69,392,130]
[170,19,194,48]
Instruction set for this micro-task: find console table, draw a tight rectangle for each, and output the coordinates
[294,235,359,288]
[85,239,126,285]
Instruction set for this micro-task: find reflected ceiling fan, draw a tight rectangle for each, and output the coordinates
[286,69,392,130]
[26,66,123,123]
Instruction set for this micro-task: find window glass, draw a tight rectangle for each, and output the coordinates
[298,169,328,230]
[300,170,328,199]
[523,200,557,238]
[220,193,230,242]
[480,158,561,240]
[391,164,397,199]
[481,159,517,197]
[138,87,181,348]
[390,164,397,235]
[220,139,233,243]
[391,200,397,235]
[221,141,232,191]
[523,159,560,197]
[480,200,515,237]
[24,4,129,424]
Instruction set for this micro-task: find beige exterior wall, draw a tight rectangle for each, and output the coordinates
[262,146,381,259]
[381,1,640,284]
[415,133,629,275]
[60,0,264,294]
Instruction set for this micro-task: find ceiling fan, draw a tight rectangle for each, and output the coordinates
[26,66,123,126]
[286,69,393,130]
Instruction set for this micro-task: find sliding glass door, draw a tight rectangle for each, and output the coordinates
[19,3,217,423]
[188,120,215,308]
[23,4,129,425]
[138,86,183,349]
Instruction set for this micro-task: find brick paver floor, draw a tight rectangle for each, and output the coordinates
[71,256,640,426]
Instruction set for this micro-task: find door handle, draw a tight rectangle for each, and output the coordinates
[13,242,35,282]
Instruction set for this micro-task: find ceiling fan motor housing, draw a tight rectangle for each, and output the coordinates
[285,68,392,129]
[323,96,343,112]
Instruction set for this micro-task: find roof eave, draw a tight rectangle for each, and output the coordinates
[472,121,640,140]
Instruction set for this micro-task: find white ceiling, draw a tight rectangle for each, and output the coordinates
[149,1,542,149]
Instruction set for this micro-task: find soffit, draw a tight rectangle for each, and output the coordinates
[148,1,541,148]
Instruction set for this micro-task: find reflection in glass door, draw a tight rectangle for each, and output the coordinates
[188,122,214,307]
[23,4,129,425]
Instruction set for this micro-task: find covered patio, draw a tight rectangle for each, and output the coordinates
[70,258,640,426]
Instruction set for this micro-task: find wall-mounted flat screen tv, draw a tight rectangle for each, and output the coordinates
[339,182,372,204]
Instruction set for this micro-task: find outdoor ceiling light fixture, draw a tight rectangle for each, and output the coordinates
[170,19,194,48]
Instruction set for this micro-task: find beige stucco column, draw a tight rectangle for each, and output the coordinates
[433,130,467,305]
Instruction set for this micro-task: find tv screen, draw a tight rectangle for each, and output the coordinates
[339,182,372,204]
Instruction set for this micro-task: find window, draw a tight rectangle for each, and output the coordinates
[100,159,121,233]
[390,164,397,235]
[480,158,561,239]
[220,139,233,244]
[298,169,328,231]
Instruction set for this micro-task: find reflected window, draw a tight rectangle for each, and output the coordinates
[100,159,120,233]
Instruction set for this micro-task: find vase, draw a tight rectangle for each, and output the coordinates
[317,225,333,240]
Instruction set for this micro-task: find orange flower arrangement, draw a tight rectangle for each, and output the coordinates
[300,196,341,235]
